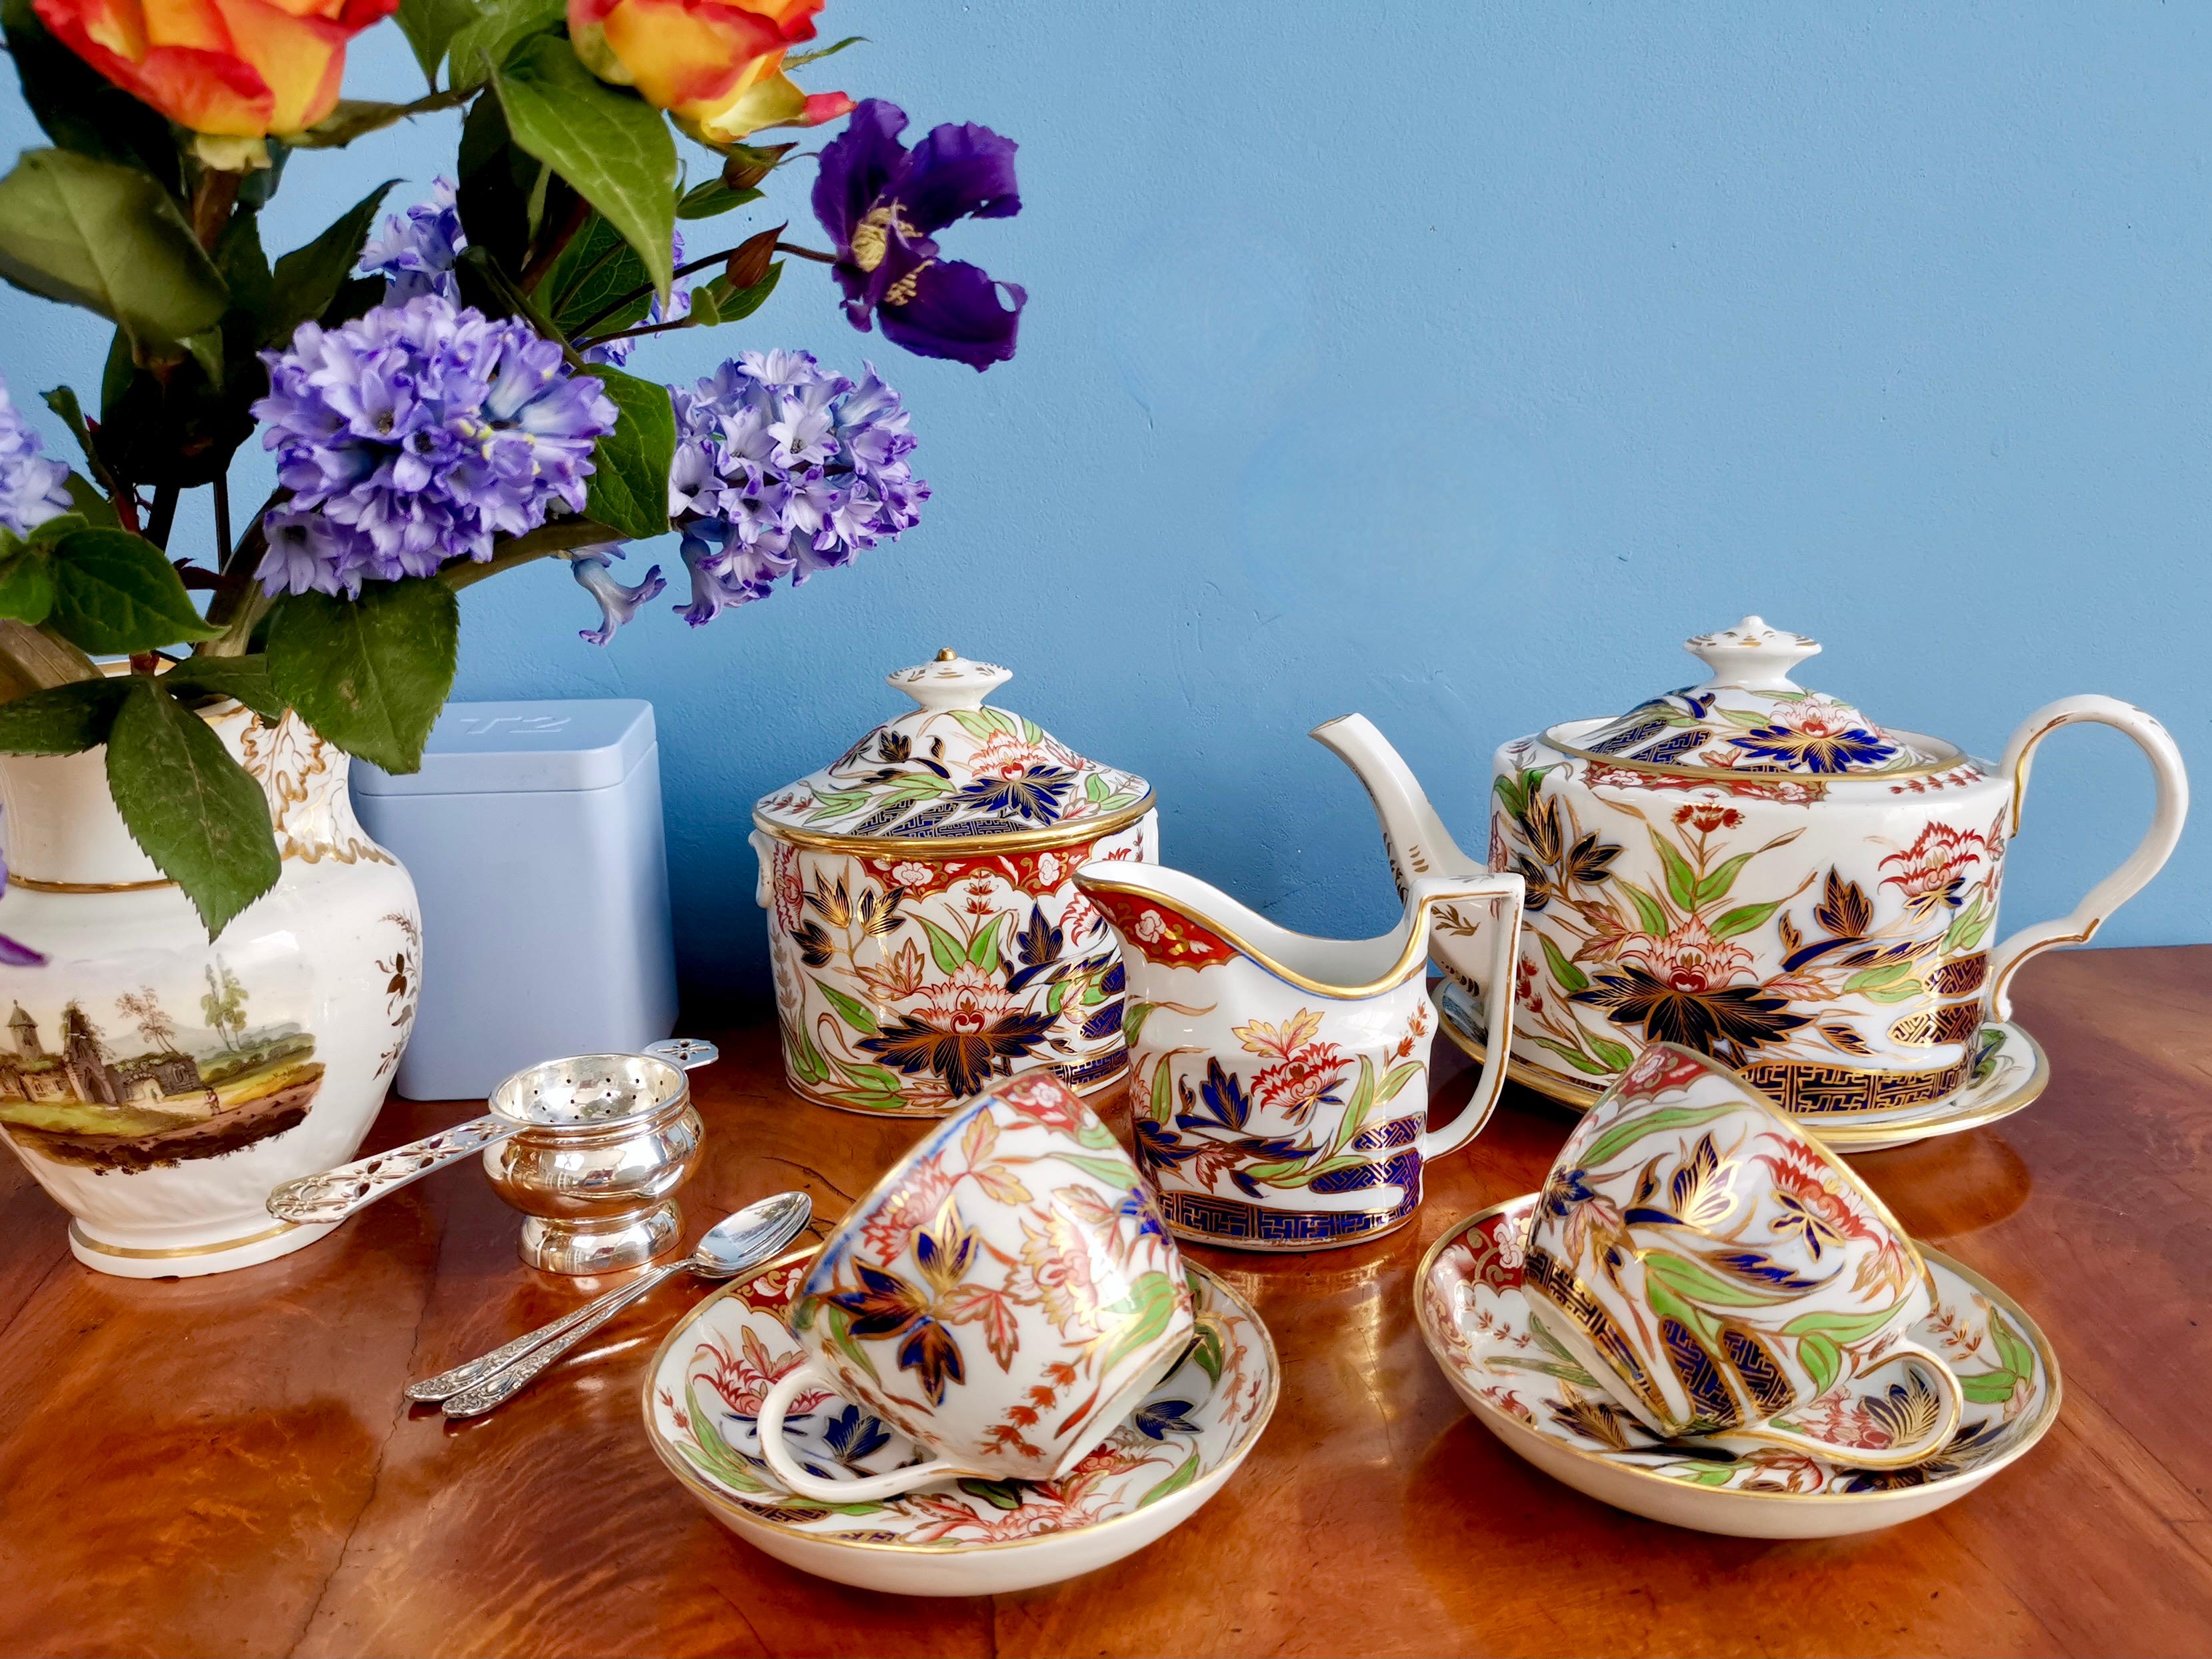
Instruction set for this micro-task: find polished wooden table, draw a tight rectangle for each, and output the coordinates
[3,946,2209,1657]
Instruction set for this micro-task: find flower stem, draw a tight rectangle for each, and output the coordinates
[189,167,241,252]
[565,244,747,343]
[145,484,177,550]
[0,622,99,694]
[200,587,272,659]
[211,473,231,566]
[517,187,593,294]
[441,518,623,593]
[574,315,699,350]
[775,241,837,265]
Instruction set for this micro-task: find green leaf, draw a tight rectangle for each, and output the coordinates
[158,657,286,723]
[676,179,763,221]
[580,365,675,540]
[955,1476,1025,1512]
[1843,961,1916,993]
[1961,1369,2024,1404]
[817,980,879,1036]
[0,543,53,623]
[697,260,781,324]
[1709,899,1784,940]
[447,0,565,89]
[785,33,865,69]
[266,579,458,773]
[0,677,128,753]
[1619,880,1670,936]
[456,91,537,274]
[47,528,220,652]
[541,213,655,337]
[493,37,677,298]
[266,182,398,343]
[1647,828,1700,915]
[1379,1060,1424,1101]
[1059,1152,1146,1188]
[1989,1308,2035,1380]
[1122,1001,1154,1048]
[61,473,117,527]
[394,0,479,85]
[0,150,226,351]
[105,679,279,937]
[966,913,1000,971]
[1539,932,1589,994]
[290,89,474,149]
[918,915,967,978]
[1149,1058,1173,1125]
[1136,1450,1201,1510]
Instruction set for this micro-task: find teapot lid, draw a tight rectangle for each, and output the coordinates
[1553,617,1956,777]
[753,650,1153,850]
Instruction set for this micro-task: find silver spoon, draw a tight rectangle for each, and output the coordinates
[413,1191,812,1419]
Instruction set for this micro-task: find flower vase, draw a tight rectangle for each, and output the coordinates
[0,703,421,1277]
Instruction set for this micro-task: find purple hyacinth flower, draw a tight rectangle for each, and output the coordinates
[257,509,359,597]
[570,547,667,646]
[359,179,465,303]
[812,99,1026,371]
[0,374,73,535]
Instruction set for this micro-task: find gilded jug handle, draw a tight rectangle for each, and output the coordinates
[1987,695,2189,1021]
[1416,870,1527,1159]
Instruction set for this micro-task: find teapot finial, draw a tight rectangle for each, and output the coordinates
[887,651,1012,713]
[1685,616,1820,692]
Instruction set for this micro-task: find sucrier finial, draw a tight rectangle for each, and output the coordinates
[887,651,1012,713]
[1685,615,1821,691]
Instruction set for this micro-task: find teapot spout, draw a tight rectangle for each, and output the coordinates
[1309,714,1485,892]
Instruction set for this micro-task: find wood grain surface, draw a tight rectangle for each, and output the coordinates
[3,946,2209,1657]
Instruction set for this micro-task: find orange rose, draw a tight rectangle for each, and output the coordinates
[33,0,397,139]
[569,0,853,146]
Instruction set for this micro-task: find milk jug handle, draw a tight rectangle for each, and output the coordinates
[1417,870,1526,1160]
[1986,696,2187,1021]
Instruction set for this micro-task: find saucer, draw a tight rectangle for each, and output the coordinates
[1415,1198,2061,1538]
[1431,980,2049,1152]
[642,1254,1278,1596]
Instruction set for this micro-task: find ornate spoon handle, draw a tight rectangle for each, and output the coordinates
[265,1112,521,1224]
[405,1298,611,1404]
[440,1261,689,1418]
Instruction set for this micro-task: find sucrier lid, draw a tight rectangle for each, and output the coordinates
[1551,617,1957,777]
[753,650,1153,850]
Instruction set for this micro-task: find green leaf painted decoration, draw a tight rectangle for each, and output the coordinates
[1539,932,1589,994]
[267,578,459,773]
[0,150,226,350]
[917,915,967,978]
[0,677,128,753]
[1099,1270,1183,1374]
[816,980,879,1036]
[47,527,221,652]
[493,37,676,297]
[1619,879,1670,936]
[105,679,279,937]
[1136,1450,1201,1510]
[1647,827,1700,915]
[1709,898,1785,940]
[580,365,677,540]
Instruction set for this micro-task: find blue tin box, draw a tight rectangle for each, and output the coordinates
[353,699,677,1100]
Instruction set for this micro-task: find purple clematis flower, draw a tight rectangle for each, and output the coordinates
[813,99,1025,371]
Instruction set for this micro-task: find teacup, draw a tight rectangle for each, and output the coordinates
[1520,1042,1963,1467]
[755,1068,1195,1502]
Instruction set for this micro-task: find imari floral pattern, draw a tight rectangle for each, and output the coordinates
[649,1256,1273,1548]
[1525,1044,1951,1444]
[1477,740,2009,1115]
[791,1070,1191,1476]
[1419,1199,2055,1498]
[1125,997,1435,1248]
[763,821,1150,1114]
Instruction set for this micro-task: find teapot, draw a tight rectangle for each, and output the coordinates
[1314,616,2187,1122]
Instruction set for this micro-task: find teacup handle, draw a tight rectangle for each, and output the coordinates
[1987,696,2187,1021]
[1415,870,1527,1159]
[1729,1340,1965,1470]
[755,1360,963,1503]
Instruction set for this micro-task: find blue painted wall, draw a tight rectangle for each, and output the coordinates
[2,3,2205,1002]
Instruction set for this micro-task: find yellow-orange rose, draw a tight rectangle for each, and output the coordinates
[569,0,853,146]
[33,0,397,139]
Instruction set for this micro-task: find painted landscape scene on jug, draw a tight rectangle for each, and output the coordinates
[0,968,320,1170]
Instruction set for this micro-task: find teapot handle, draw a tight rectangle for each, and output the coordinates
[1416,870,1526,1160]
[1986,696,2188,1021]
